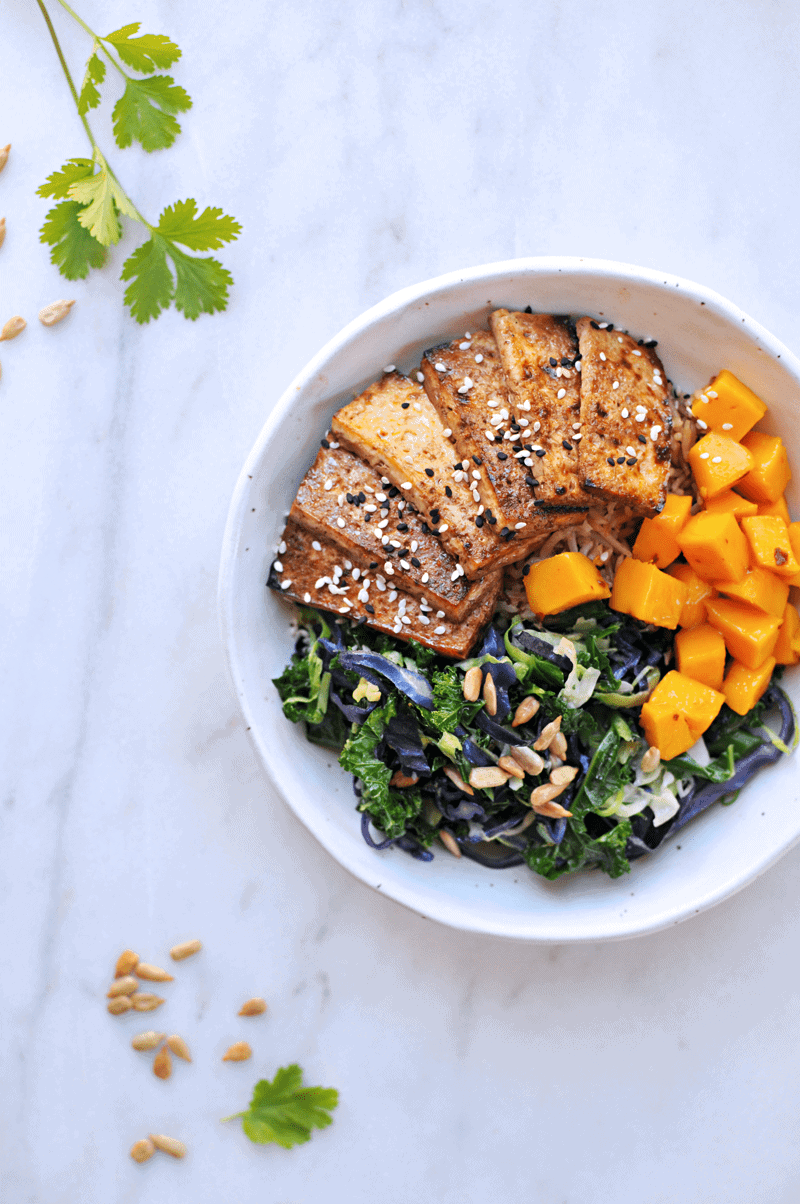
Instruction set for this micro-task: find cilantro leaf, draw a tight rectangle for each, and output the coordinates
[103,23,181,72]
[112,75,191,152]
[78,50,106,115]
[40,201,107,279]
[169,245,234,319]
[224,1065,339,1149]
[37,158,95,200]
[67,160,137,246]
[156,198,242,250]
[120,234,174,322]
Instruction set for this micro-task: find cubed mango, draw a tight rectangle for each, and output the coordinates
[704,596,781,669]
[722,657,776,716]
[632,495,693,569]
[703,490,758,519]
[740,515,800,580]
[676,511,750,582]
[610,558,687,629]
[667,563,717,628]
[689,432,754,500]
[674,623,727,690]
[757,494,791,523]
[773,603,800,666]
[714,566,789,618]
[523,551,611,617]
[692,371,767,441]
[640,670,725,758]
[736,432,792,504]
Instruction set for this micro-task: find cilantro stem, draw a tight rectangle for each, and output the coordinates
[53,0,135,82]
[220,1113,245,1123]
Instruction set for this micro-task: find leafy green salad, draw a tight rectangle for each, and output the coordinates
[273,602,794,880]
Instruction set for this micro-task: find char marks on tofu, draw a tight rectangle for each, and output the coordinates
[489,310,589,510]
[290,445,501,621]
[576,318,673,515]
[269,520,502,659]
[331,372,555,578]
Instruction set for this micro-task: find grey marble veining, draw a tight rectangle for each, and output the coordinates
[3,1,800,1201]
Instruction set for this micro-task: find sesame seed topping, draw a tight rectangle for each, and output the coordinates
[599,352,606,361]
[707,390,718,398]
[699,452,710,460]
[612,381,619,390]
[485,430,495,441]
[280,579,292,590]
[324,479,333,491]
[443,428,452,437]
[487,399,499,408]
[419,614,430,625]
[434,362,446,372]
[650,426,662,440]
[533,421,541,432]
[433,625,445,635]
[626,446,636,457]
[632,349,642,356]
[515,522,526,529]
[336,518,345,528]
[576,360,582,371]
[312,540,322,551]
[279,541,287,553]
[439,523,449,532]
[722,423,733,430]
[425,467,434,477]
[401,481,412,489]
[416,371,424,383]
[557,388,567,399]
[383,364,395,373]
[474,353,483,363]
[421,572,429,583]
[303,592,311,603]
[711,456,723,464]
[273,560,283,572]
[697,419,708,430]
[621,408,629,418]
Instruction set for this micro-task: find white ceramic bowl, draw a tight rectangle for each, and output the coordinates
[219,257,800,942]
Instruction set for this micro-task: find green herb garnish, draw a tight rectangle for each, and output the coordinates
[222,1065,339,1149]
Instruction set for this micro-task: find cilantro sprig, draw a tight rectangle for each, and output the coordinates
[222,1065,339,1149]
[35,1,241,323]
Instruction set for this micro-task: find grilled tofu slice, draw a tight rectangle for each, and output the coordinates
[269,520,501,658]
[289,445,500,621]
[576,318,673,516]
[489,310,588,509]
[331,372,558,577]
[421,330,587,534]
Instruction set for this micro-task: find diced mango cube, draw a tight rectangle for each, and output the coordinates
[610,558,687,629]
[722,657,776,716]
[667,563,717,628]
[740,515,800,580]
[674,623,727,690]
[773,603,800,666]
[714,566,789,618]
[786,522,800,587]
[640,670,725,758]
[523,551,611,617]
[736,432,792,503]
[703,490,759,519]
[689,432,754,500]
[676,511,750,582]
[632,495,693,569]
[704,596,781,669]
[692,371,767,441]
[757,494,791,523]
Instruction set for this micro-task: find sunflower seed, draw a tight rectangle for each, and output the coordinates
[462,665,482,702]
[131,993,165,1012]
[38,298,76,327]
[550,765,579,787]
[509,746,545,776]
[641,746,661,774]
[153,1045,172,1080]
[136,963,174,982]
[149,1134,186,1158]
[0,316,26,341]
[468,766,509,789]
[511,695,540,727]
[443,765,474,795]
[131,1031,165,1051]
[0,145,9,174]
[498,755,525,780]
[549,732,568,760]
[481,673,497,716]
[533,715,562,751]
[530,783,572,816]
[222,1041,252,1062]
[115,950,139,977]
[438,830,462,858]
[169,939,202,961]
[238,998,267,1017]
[107,995,133,1015]
[107,976,139,998]
[130,1138,155,1164]
[0,218,5,250]
[166,1034,192,1061]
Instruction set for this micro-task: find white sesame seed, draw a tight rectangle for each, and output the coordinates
[485,431,495,441]
[599,352,606,361]
[416,371,424,382]
[575,361,582,371]
[454,471,464,482]
[400,615,411,625]
[557,388,566,399]
[632,349,642,356]
[612,381,619,390]
[352,568,361,580]
[439,523,449,532]
[462,460,470,470]
[477,505,485,515]
[378,518,389,529]
[697,419,708,430]
[400,559,410,570]
[621,409,629,418]
[303,592,311,603]
[273,560,283,572]
[434,625,446,635]
[336,518,345,528]
[722,422,733,430]
[384,562,394,574]
[472,490,481,502]
[707,390,718,398]
[421,572,429,583]
[514,450,527,459]
[401,481,412,489]
[413,402,421,411]
[314,577,327,589]
[524,457,533,465]
[358,589,369,602]
[472,470,481,480]
[474,354,483,363]
[381,476,389,484]
[363,579,370,588]
[457,384,469,394]
[626,446,636,457]
[381,535,389,545]
[419,614,430,625]
[388,590,397,601]
[435,362,446,372]
[650,426,661,440]
[398,502,405,511]
[711,456,723,464]
[376,580,386,592]
[635,412,646,422]
[392,623,402,633]
[279,540,287,553]
[515,522,526,529]
[451,570,460,582]
[618,336,624,343]
[443,428,452,437]
[572,422,581,430]
[533,421,541,432]
[487,399,499,408]
[389,539,402,548]
[384,364,396,373]
[459,341,471,350]
[337,493,345,505]
[600,551,609,562]
[598,322,608,329]
[521,400,531,410]
[556,366,562,377]
[573,434,582,441]
[364,504,377,513]
[324,479,333,491]
[280,579,292,590]
[519,417,530,426]
[699,452,710,460]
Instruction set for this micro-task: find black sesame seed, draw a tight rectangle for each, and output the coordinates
[473,456,482,465]
[389,486,399,497]
[500,526,510,537]
[425,467,434,478]
[321,438,330,448]
[534,499,546,507]
[381,499,390,509]
[365,604,375,614]
[475,515,484,527]
[525,475,538,488]
[357,491,366,503]
[549,357,558,367]
[510,422,520,431]
[369,562,378,569]
[555,486,566,495]
[590,320,600,330]
[626,457,637,466]
[397,522,409,532]
[364,514,372,522]
[561,357,572,367]
[346,493,354,504]
[488,515,497,525]
[522,563,530,576]
[616,456,626,464]
[445,486,452,497]
[607,323,614,331]
[562,440,573,451]
[524,305,533,314]
[430,509,440,523]
[453,461,462,470]
[512,443,523,452]
[420,522,429,534]
[535,449,546,457]
[638,435,647,444]
[401,402,410,409]
[485,509,493,520]
[497,451,508,461]
[645,339,658,347]
[411,557,421,567]
[607,457,616,466]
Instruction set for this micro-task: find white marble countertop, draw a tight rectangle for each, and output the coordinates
[4,2,800,1201]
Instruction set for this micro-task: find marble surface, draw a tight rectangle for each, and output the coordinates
[3,2,800,1201]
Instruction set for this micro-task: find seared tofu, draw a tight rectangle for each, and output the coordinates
[576,318,673,515]
[269,520,501,659]
[331,372,558,578]
[290,444,500,621]
[421,330,586,534]
[489,310,588,509]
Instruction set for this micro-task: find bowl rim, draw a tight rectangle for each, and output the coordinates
[219,255,800,942]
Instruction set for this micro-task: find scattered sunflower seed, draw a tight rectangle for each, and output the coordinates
[511,695,540,727]
[149,1134,186,1158]
[107,976,139,998]
[462,665,482,702]
[498,755,525,780]
[153,1045,172,1080]
[533,715,562,751]
[38,299,75,327]
[468,766,509,790]
[509,746,545,776]
[438,830,462,858]
[136,963,174,983]
[107,995,133,1015]
[0,145,9,174]
[170,939,202,961]
[549,731,568,760]
[0,316,26,341]
[0,218,5,250]
[131,1031,166,1052]
[130,1138,155,1164]
[641,746,661,774]
[443,765,474,795]
[550,765,579,787]
[238,998,267,1017]
[166,1034,192,1061]
[222,1041,252,1062]
[481,673,497,716]
[115,950,139,977]
[131,993,165,1012]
